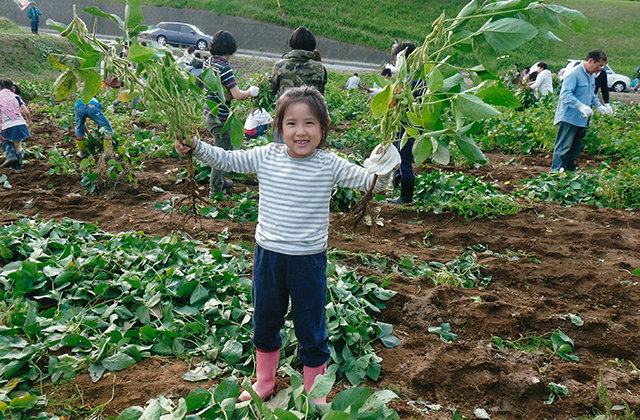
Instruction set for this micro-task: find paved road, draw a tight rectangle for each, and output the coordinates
[28,26,383,73]
[5,0,391,66]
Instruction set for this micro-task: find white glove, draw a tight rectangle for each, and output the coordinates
[604,103,613,114]
[579,104,593,117]
[596,105,608,115]
[248,86,260,97]
[363,144,401,175]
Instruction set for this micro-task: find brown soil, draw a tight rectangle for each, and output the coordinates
[3,115,640,420]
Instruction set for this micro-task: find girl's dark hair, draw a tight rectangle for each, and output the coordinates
[273,85,329,148]
[392,40,417,58]
[1,79,14,90]
[289,26,316,51]
[187,46,195,54]
[209,30,237,56]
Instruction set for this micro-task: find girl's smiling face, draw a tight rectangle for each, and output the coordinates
[282,101,323,158]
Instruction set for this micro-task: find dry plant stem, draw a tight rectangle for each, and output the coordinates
[351,173,378,232]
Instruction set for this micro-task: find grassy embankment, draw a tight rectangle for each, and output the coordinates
[94,0,640,76]
[0,18,77,81]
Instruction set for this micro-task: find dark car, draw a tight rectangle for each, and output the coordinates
[142,22,212,51]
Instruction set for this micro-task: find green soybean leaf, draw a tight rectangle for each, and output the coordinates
[185,388,211,412]
[9,394,38,410]
[213,378,240,404]
[190,283,209,305]
[83,6,124,28]
[453,93,501,121]
[274,408,299,420]
[472,36,498,76]
[115,407,144,420]
[371,85,393,119]
[475,83,521,108]
[89,363,105,383]
[479,18,538,51]
[102,352,136,371]
[129,45,156,64]
[322,412,351,420]
[332,387,370,412]
[455,136,487,164]
[124,0,144,29]
[481,0,528,13]
[545,4,588,32]
[450,0,478,31]
[77,69,102,104]
[221,339,243,365]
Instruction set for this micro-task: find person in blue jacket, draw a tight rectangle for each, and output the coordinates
[551,49,612,172]
[27,2,42,35]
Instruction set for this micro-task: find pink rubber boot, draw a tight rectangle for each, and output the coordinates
[304,363,328,403]
[239,349,280,402]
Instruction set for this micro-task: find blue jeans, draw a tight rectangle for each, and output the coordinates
[251,245,329,368]
[31,20,39,34]
[551,121,586,172]
[74,103,112,137]
[393,133,415,179]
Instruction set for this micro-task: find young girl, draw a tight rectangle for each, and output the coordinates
[175,86,400,403]
[0,79,32,170]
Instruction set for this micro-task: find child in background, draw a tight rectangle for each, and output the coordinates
[0,79,32,170]
[175,86,400,403]
[74,97,114,157]
[203,30,259,196]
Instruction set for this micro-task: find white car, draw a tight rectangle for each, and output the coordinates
[558,59,631,92]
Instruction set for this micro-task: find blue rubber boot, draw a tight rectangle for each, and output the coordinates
[1,141,17,168]
[13,152,23,170]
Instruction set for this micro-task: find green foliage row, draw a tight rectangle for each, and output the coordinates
[516,161,640,210]
[115,374,400,420]
[0,219,399,412]
[412,170,520,220]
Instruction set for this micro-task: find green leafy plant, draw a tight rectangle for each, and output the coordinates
[413,170,519,219]
[114,374,400,420]
[596,159,640,209]
[428,323,458,342]
[550,331,579,362]
[544,382,569,405]
[0,218,399,419]
[588,371,639,420]
[516,170,601,207]
[369,0,586,167]
[491,330,578,362]
[47,1,239,213]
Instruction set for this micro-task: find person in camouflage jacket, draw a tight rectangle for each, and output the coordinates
[268,26,327,97]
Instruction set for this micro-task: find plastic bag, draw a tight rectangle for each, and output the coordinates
[244,108,273,139]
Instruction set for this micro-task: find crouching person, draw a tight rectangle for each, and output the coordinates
[0,79,32,170]
[74,97,114,157]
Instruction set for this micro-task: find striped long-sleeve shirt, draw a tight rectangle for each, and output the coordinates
[193,141,392,255]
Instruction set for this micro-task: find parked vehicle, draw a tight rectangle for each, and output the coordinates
[558,59,630,92]
[141,22,212,51]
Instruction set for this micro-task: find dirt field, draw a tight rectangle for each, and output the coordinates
[2,113,639,420]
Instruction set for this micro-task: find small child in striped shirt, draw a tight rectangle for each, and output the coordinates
[175,85,400,403]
